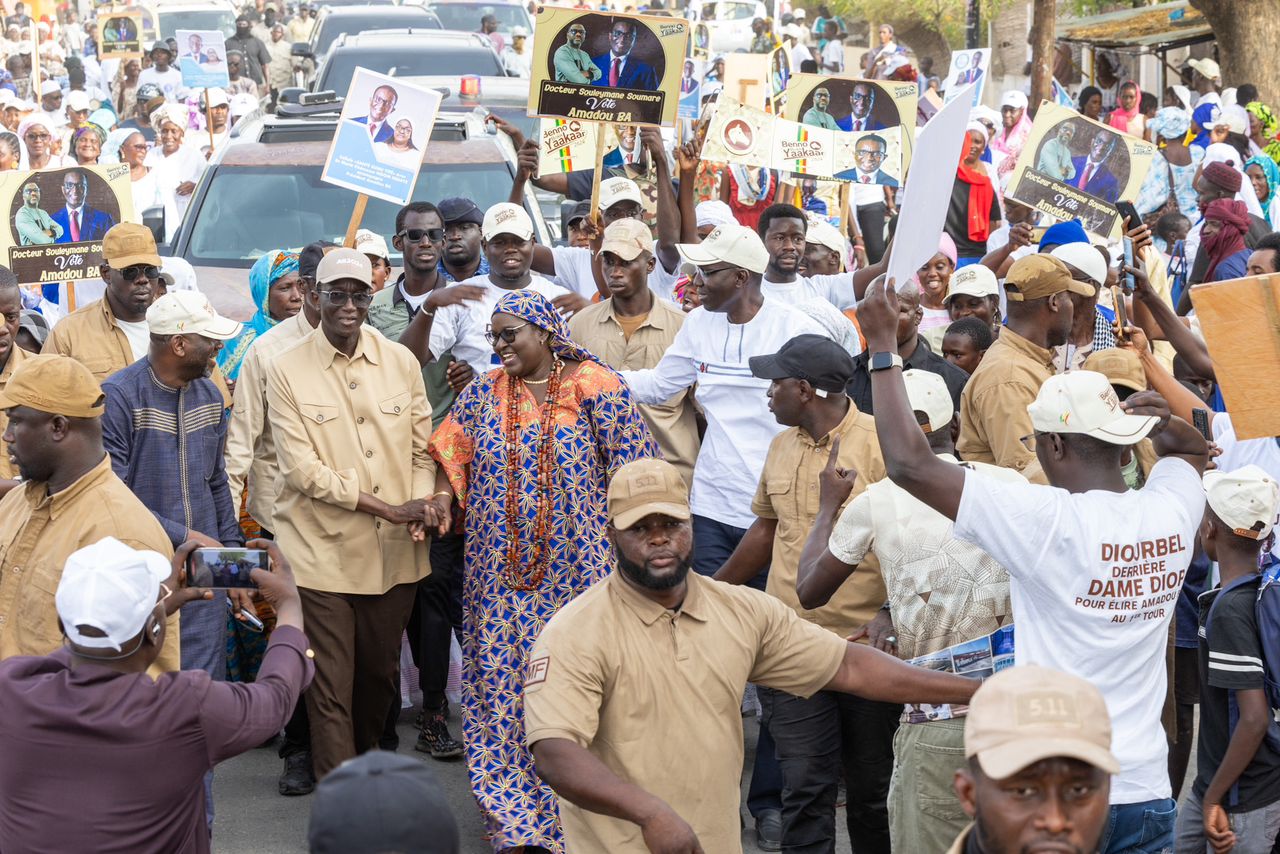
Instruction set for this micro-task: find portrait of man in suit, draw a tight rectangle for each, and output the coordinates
[954,51,984,86]
[184,33,213,63]
[351,85,398,143]
[836,82,887,132]
[592,18,658,91]
[834,134,899,187]
[1070,129,1122,203]
[52,171,115,244]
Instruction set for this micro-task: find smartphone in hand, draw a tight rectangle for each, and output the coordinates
[1116,200,1140,232]
[1192,408,1213,441]
[1122,236,1136,292]
[187,548,267,589]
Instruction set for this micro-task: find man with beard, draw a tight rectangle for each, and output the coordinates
[101,290,244,681]
[523,458,981,854]
[757,204,858,307]
[436,197,490,284]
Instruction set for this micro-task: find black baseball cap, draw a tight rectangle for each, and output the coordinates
[749,334,856,393]
[566,200,592,227]
[437,197,484,227]
[298,240,337,281]
[307,752,459,854]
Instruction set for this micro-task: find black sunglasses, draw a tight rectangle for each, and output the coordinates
[319,289,373,308]
[397,227,445,242]
[120,264,161,280]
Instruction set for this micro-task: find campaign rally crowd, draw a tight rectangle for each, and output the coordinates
[0,1,1278,853]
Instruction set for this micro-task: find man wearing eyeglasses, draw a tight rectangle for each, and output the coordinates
[52,169,116,245]
[834,135,898,187]
[554,22,600,84]
[14,182,61,246]
[837,83,887,133]
[592,18,658,91]
[265,247,444,780]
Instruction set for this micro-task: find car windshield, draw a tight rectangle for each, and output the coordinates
[320,46,502,96]
[314,11,435,54]
[185,162,514,265]
[430,3,527,32]
[158,9,236,39]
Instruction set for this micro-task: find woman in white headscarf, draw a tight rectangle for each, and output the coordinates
[17,115,70,169]
[144,103,205,240]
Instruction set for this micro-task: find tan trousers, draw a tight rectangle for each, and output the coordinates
[299,582,417,777]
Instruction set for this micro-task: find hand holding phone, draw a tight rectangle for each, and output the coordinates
[1192,408,1212,441]
[1122,236,1136,293]
[187,548,268,589]
[1116,200,1140,233]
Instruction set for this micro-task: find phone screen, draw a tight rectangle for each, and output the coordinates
[187,548,267,589]
[1122,236,1136,292]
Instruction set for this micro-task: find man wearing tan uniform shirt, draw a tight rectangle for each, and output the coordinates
[265,248,441,778]
[0,355,178,672]
[568,219,699,487]
[524,458,978,854]
[718,334,893,853]
[0,270,28,489]
[956,254,1090,481]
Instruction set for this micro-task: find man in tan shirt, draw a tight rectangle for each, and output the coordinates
[717,333,894,852]
[524,458,979,854]
[0,354,178,671]
[956,254,1090,479]
[265,248,440,778]
[44,223,231,403]
[0,270,29,486]
[567,219,699,487]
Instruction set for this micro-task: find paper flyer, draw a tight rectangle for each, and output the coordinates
[903,624,1014,723]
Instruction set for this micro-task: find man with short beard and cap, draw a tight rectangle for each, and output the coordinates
[855,269,1211,854]
[436,197,490,283]
[949,665,1119,854]
[266,247,443,778]
[524,458,980,854]
[102,290,244,678]
[0,355,178,670]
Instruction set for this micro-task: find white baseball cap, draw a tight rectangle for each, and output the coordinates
[56,537,170,651]
[1001,90,1028,110]
[676,223,768,274]
[1218,104,1249,135]
[482,202,534,241]
[201,86,229,109]
[1027,371,1157,445]
[146,290,242,340]
[945,264,999,301]
[805,217,845,256]
[1204,465,1280,541]
[229,92,259,118]
[1188,57,1220,82]
[316,247,373,286]
[903,368,953,433]
[598,176,644,211]
[65,90,91,112]
[695,199,734,229]
[1050,243,1107,288]
[354,228,389,261]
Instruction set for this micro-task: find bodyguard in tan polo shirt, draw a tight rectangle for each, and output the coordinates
[957,254,1091,479]
[524,458,979,854]
[0,268,29,486]
[567,219,699,487]
[0,354,178,671]
[44,223,232,403]
[718,334,893,852]
[265,248,441,778]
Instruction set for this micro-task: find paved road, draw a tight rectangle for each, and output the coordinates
[211,712,811,853]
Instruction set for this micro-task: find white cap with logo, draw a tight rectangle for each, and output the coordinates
[1204,465,1280,541]
[676,223,769,275]
[805,217,845,256]
[354,228,390,261]
[903,369,953,433]
[598,177,644,211]
[147,290,243,340]
[316,247,373,286]
[1027,370,1157,445]
[482,202,534,242]
[56,537,171,651]
[946,264,1000,301]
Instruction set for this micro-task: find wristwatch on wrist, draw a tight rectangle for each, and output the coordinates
[867,352,903,373]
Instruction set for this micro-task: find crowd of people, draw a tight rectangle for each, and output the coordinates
[0,2,1277,854]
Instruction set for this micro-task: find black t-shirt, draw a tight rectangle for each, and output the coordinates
[847,337,967,416]
[944,175,1000,260]
[1193,578,1280,812]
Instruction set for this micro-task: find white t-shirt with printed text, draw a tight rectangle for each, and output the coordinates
[952,457,1205,804]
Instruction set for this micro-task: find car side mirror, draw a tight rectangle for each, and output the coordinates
[142,205,165,245]
[291,41,311,58]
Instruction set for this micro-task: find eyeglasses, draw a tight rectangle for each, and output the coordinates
[698,264,737,277]
[855,149,885,160]
[610,28,631,38]
[319,289,373,307]
[24,132,50,141]
[484,322,529,344]
[119,264,160,280]
[398,227,444,242]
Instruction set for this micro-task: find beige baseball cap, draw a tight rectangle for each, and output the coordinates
[677,223,769,275]
[354,228,390,261]
[482,202,534,242]
[607,458,690,530]
[805,217,845,256]
[599,218,652,261]
[102,222,162,269]
[1188,57,1220,82]
[1082,348,1145,394]
[965,664,1121,780]
[902,369,953,433]
[316,247,373,287]
[945,264,999,301]
[1004,254,1094,302]
[0,354,104,418]
[1027,370,1156,445]
[1204,465,1280,541]
[146,291,242,340]
[598,176,644,211]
